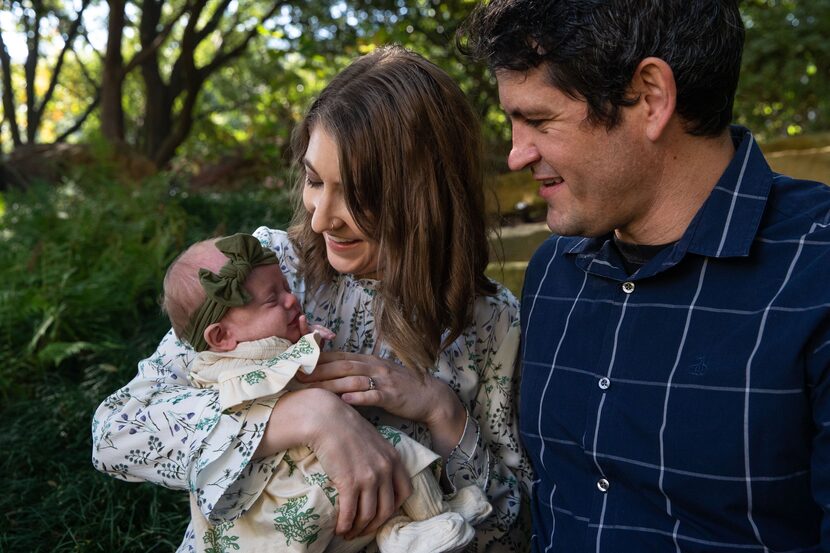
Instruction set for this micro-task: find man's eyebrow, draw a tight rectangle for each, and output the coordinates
[503,106,554,120]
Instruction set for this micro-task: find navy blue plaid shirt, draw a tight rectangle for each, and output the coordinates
[520,127,830,552]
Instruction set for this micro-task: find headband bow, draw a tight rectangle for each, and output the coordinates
[184,233,278,352]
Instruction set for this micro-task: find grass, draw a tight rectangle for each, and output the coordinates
[0,167,293,551]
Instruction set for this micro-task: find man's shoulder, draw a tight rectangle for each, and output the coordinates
[763,174,830,238]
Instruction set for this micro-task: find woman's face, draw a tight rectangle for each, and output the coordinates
[302,126,381,279]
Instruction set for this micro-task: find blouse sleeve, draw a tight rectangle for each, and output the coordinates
[442,287,532,545]
[90,227,299,523]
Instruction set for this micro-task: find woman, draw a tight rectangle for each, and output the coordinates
[92,45,529,552]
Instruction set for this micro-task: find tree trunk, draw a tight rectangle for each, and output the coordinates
[138,0,172,160]
[100,0,125,142]
[0,31,21,146]
[24,4,42,144]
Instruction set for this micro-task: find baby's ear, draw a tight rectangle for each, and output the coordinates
[204,323,238,352]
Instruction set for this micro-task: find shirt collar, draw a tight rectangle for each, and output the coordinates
[566,126,773,264]
[680,126,773,258]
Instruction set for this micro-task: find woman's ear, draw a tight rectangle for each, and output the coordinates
[204,322,238,352]
[631,56,677,142]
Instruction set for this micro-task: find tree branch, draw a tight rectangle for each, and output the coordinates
[79,27,104,63]
[201,1,283,78]
[168,0,208,97]
[55,92,100,142]
[72,48,97,87]
[36,0,90,123]
[194,0,232,44]
[121,0,191,77]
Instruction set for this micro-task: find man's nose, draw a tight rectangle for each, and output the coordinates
[507,126,541,172]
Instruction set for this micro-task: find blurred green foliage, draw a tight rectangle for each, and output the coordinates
[1,0,826,175]
[737,0,830,140]
[0,166,293,551]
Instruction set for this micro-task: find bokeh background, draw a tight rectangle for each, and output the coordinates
[0,1,827,550]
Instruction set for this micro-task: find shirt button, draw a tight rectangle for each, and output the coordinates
[597,478,610,493]
[598,377,610,390]
[622,281,635,294]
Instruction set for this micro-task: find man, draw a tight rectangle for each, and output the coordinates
[463,1,830,551]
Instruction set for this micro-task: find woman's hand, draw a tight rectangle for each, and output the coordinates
[295,352,468,457]
[255,388,412,539]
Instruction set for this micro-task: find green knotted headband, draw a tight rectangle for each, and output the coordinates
[184,233,278,352]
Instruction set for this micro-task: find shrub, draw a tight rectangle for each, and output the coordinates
[0,167,292,551]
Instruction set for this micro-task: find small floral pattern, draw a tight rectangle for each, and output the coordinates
[91,228,531,552]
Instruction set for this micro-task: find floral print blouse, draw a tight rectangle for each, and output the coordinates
[91,228,531,552]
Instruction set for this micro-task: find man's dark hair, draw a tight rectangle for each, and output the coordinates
[460,0,745,137]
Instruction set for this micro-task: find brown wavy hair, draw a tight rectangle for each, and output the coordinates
[288,45,496,372]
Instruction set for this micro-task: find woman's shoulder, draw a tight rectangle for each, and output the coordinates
[477,281,519,313]
[252,227,303,294]
[470,281,520,334]
[252,226,292,252]
[252,227,296,268]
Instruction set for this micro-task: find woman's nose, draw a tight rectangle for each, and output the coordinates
[309,191,333,234]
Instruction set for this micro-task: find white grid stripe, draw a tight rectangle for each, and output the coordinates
[716,134,754,256]
[659,258,710,517]
[741,225,810,552]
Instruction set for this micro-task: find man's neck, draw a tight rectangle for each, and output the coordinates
[616,129,736,245]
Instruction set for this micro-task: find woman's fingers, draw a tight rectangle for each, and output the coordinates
[335,484,359,536]
[340,389,383,405]
[296,358,370,382]
[346,486,377,540]
[305,375,377,395]
[358,476,396,538]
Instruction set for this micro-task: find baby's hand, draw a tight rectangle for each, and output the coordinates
[310,324,336,342]
[298,315,336,344]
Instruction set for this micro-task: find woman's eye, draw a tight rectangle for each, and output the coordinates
[305,176,323,188]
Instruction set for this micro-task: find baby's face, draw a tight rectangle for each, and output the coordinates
[221,264,304,343]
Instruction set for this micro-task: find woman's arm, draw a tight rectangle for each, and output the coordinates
[91,329,278,520]
[444,322,531,541]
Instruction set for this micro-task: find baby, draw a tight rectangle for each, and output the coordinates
[162,233,491,553]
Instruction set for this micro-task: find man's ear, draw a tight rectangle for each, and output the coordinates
[204,322,238,352]
[632,56,677,142]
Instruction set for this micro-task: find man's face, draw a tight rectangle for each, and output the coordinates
[497,66,653,238]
